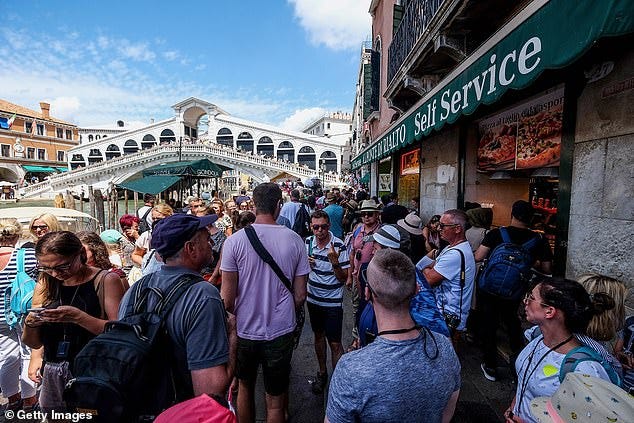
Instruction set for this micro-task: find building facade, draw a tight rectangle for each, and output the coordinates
[302,111,352,170]
[353,0,634,283]
[0,99,79,186]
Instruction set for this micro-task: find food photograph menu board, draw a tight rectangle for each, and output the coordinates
[477,87,564,171]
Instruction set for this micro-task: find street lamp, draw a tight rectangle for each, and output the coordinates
[319,159,326,188]
[178,136,183,162]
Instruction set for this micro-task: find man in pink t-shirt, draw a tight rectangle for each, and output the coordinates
[221,182,310,423]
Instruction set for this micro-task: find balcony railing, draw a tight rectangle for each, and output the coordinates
[388,0,445,84]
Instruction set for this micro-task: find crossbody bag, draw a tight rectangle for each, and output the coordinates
[244,226,305,348]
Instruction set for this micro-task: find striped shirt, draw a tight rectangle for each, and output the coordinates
[306,233,350,307]
[0,247,38,327]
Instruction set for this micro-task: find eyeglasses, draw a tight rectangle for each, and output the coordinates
[438,223,459,229]
[524,292,550,308]
[360,212,376,218]
[312,224,329,231]
[38,255,78,274]
[31,225,49,231]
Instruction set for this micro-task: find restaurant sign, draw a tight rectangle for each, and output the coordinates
[351,0,634,169]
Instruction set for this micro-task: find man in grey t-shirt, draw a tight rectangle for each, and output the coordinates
[326,249,461,423]
[118,214,236,402]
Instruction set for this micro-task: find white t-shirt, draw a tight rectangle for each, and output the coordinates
[136,205,153,227]
[430,241,476,331]
[135,231,151,251]
[279,201,303,228]
[513,335,611,423]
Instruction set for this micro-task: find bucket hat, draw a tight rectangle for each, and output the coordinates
[397,214,423,235]
[369,225,401,249]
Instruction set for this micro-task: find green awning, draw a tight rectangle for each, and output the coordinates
[360,173,370,184]
[22,165,58,173]
[117,175,181,194]
[143,159,230,178]
[351,0,634,169]
[55,167,68,172]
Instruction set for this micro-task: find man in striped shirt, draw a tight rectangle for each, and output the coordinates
[305,210,349,395]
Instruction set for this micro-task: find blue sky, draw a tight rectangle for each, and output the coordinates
[0,0,370,130]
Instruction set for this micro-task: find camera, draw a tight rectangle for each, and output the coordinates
[443,313,461,330]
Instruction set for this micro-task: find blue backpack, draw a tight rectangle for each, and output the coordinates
[478,227,539,300]
[4,248,37,328]
[561,345,621,387]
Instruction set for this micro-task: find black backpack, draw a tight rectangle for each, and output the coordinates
[64,274,200,422]
[137,207,152,235]
[292,204,311,238]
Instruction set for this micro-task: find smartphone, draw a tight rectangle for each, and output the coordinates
[27,307,45,313]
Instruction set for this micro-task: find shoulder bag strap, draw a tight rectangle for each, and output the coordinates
[140,206,152,221]
[244,226,293,293]
[500,227,511,243]
[444,247,466,325]
[93,269,108,319]
[16,248,26,272]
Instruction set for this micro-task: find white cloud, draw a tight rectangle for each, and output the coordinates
[288,0,371,50]
[49,96,81,122]
[119,40,156,61]
[163,50,179,61]
[279,107,327,131]
[0,29,331,129]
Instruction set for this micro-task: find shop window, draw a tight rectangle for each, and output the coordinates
[36,124,44,136]
[65,129,72,140]
[57,151,65,161]
[27,147,35,159]
[1,144,10,157]
[37,148,46,160]
[56,128,63,138]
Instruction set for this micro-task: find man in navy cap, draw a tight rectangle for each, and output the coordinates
[118,213,237,401]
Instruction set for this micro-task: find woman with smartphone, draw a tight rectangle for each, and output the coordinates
[0,218,38,412]
[22,231,126,414]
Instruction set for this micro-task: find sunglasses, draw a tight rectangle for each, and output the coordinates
[31,225,49,231]
[524,292,550,308]
[37,255,78,274]
[360,212,376,218]
[312,224,329,231]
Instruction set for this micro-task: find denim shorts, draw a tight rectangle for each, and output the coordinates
[307,302,343,343]
[236,332,294,396]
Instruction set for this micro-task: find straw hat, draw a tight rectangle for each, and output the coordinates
[397,213,423,235]
[358,199,379,213]
[345,199,359,211]
[530,373,634,423]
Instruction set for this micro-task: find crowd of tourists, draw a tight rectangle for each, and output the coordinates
[0,183,632,422]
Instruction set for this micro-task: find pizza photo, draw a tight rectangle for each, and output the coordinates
[477,123,517,170]
[515,105,563,169]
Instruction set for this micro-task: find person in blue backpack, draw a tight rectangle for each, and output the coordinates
[506,277,619,423]
[475,200,553,382]
[0,218,38,412]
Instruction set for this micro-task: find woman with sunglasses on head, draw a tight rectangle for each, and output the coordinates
[0,219,38,412]
[131,203,173,274]
[22,231,126,414]
[422,215,446,253]
[505,277,617,423]
[21,213,61,249]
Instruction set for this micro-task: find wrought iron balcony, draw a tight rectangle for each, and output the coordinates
[388,0,445,84]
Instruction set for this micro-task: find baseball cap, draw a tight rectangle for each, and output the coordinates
[151,214,218,259]
[100,229,123,244]
[369,225,401,249]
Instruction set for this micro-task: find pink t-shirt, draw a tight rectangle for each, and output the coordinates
[221,224,311,341]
